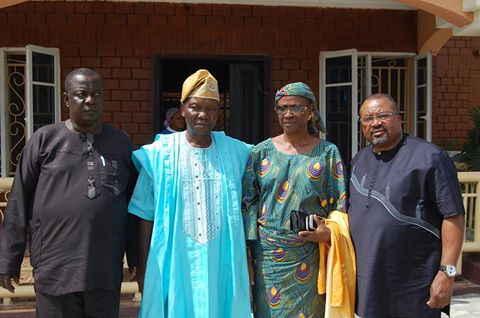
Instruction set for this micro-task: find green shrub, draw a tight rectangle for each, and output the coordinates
[462,106,480,171]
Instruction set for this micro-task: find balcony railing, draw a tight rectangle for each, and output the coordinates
[1,172,480,303]
[459,172,480,253]
[0,178,12,226]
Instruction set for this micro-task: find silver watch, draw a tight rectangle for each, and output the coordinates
[439,264,456,278]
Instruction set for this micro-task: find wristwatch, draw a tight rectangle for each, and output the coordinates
[439,264,457,278]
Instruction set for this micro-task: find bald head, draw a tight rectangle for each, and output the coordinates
[64,68,102,93]
[360,93,398,114]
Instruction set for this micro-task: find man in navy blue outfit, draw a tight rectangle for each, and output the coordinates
[349,93,465,318]
[0,68,138,318]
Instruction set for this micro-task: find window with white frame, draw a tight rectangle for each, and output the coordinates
[0,45,61,177]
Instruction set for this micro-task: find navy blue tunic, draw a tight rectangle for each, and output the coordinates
[0,122,138,295]
[348,134,464,318]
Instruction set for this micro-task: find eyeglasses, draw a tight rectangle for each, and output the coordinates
[359,112,397,125]
[274,104,308,115]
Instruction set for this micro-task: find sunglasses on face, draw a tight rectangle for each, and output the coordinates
[274,104,308,115]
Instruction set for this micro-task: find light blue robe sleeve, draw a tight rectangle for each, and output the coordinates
[128,146,156,221]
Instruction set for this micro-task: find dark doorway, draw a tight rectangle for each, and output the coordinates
[155,56,269,144]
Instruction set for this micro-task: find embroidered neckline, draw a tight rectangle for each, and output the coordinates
[183,132,214,151]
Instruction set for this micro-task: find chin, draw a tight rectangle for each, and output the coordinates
[82,113,101,120]
[283,126,304,134]
[371,136,389,145]
[190,128,213,136]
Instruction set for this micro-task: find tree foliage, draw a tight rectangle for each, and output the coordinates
[462,106,480,171]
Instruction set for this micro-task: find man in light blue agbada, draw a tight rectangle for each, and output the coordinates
[128,69,252,318]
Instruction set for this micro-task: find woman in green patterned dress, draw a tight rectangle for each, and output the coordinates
[242,82,347,318]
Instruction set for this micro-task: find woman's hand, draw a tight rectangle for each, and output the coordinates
[298,215,331,243]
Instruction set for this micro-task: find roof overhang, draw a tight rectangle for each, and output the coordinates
[2,0,479,54]
[116,0,415,10]
[2,0,415,10]
[1,0,29,10]
[436,1,480,36]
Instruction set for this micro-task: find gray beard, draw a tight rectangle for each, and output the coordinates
[371,134,389,145]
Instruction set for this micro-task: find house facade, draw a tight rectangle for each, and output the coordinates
[1,0,479,176]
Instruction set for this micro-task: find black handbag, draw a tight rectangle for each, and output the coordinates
[290,210,318,232]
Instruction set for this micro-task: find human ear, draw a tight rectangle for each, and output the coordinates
[63,92,70,107]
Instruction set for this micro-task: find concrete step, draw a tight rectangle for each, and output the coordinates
[454,276,480,296]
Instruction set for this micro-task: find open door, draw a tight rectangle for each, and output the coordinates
[321,50,432,162]
[0,44,60,177]
[26,44,61,140]
[414,52,432,141]
[156,57,267,144]
[229,63,264,144]
[0,48,6,177]
[320,49,358,163]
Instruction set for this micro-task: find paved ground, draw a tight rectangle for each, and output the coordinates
[1,294,479,317]
[0,299,140,317]
[448,293,480,317]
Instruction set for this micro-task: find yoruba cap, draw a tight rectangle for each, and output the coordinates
[181,69,219,103]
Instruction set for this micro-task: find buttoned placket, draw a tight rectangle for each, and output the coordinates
[83,133,98,199]
[181,135,222,244]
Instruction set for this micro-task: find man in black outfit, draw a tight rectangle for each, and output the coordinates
[0,68,138,317]
[348,93,464,318]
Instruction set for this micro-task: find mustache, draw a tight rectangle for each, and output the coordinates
[370,127,385,133]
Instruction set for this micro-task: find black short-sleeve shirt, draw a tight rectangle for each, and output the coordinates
[348,134,464,318]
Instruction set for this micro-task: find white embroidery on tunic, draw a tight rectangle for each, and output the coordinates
[180,136,222,244]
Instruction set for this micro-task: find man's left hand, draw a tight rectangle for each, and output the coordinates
[426,271,454,309]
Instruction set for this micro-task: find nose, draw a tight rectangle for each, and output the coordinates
[370,116,382,126]
[85,95,96,104]
[283,109,294,117]
[196,110,211,120]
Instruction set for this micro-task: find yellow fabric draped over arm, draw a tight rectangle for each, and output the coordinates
[318,210,356,318]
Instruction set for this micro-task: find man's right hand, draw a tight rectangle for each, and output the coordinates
[0,274,19,293]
